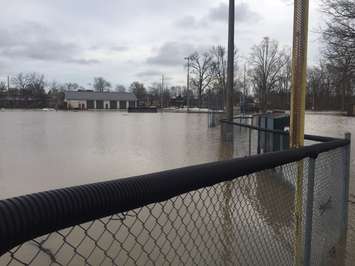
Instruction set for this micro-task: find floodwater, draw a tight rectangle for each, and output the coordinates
[2,111,353,199]
[0,110,354,265]
[0,111,224,199]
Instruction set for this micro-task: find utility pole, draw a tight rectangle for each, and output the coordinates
[7,75,10,90]
[264,37,269,113]
[184,56,191,112]
[161,74,164,108]
[226,0,235,121]
[243,63,247,115]
[243,64,247,96]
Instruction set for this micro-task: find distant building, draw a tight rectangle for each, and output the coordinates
[64,91,137,110]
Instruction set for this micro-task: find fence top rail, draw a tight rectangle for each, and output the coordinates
[0,136,349,255]
[220,119,337,143]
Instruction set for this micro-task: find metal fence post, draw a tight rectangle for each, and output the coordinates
[249,127,252,156]
[264,118,268,152]
[344,133,351,235]
[304,157,316,266]
[257,116,261,154]
[280,134,283,152]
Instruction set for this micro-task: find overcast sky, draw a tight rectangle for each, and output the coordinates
[0,0,325,89]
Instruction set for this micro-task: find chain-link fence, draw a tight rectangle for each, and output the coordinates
[346,194,355,266]
[225,119,352,265]
[227,117,337,157]
[0,162,300,266]
[310,148,347,265]
[0,143,350,266]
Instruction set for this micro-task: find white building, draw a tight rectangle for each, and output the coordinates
[64,91,137,110]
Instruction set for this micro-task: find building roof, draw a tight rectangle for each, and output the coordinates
[64,91,137,101]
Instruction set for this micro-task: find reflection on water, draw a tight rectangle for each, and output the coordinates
[254,170,294,231]
[217,137,234,265]
[239,168,295,256]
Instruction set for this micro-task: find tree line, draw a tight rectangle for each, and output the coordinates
[183,0,354,111]
[258,0,354,111]
[311,0,354,111]
[0,74,132,109]
[182,39,291,110]
[0,73,187,109]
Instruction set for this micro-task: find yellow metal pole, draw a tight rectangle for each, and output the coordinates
[290,0,309,265]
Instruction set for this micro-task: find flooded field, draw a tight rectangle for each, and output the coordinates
[0,111,224,199]
[0,110,354,265]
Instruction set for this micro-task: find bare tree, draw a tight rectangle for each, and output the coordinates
[249,37,289,112]
[275,52,292,94]
[211,46,227,98]
[321,0,354,110]
[48,81,59,92]
[48,81,65,109]
[148,83,160,96]
[11,73,28,91]
[210,45,240,109]
[93,77,111,92]
[162,87,171,108]
[268,52,292,109]
[323,42,353,110]
[129,81,146,102]
[322,0,354,61]
[0,81,6,92]
[26,73,45,95]
[115,84,126,93]
[64,83,79,91]
[12,72,46,96]
[146,83,162,106]
[306,61,341,110]
[189,51,214,108]
[307,66,324,110]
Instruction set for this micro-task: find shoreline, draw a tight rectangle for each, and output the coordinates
[0,107,349,116]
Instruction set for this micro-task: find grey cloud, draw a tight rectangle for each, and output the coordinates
[175,3,260,30]
[175,16,207,28]
[2,41,77,61]
[146,42,195,66]
[0,0,297,86]
[208,4,227,21]
[66,59,101,65]
[136,70,162,77]
[208,3,261,23]
[90,45,129,53]
[0,22,99,65]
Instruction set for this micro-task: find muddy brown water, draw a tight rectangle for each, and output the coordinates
[0,110,354,265]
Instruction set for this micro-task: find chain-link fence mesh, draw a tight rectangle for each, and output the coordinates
[232,122,350,265]
[0,162,300,266]
[0,145,349,266]
[311,148,348,265]
[346,193,355,266]
[229,118,330,158]
[231,119,291,157]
